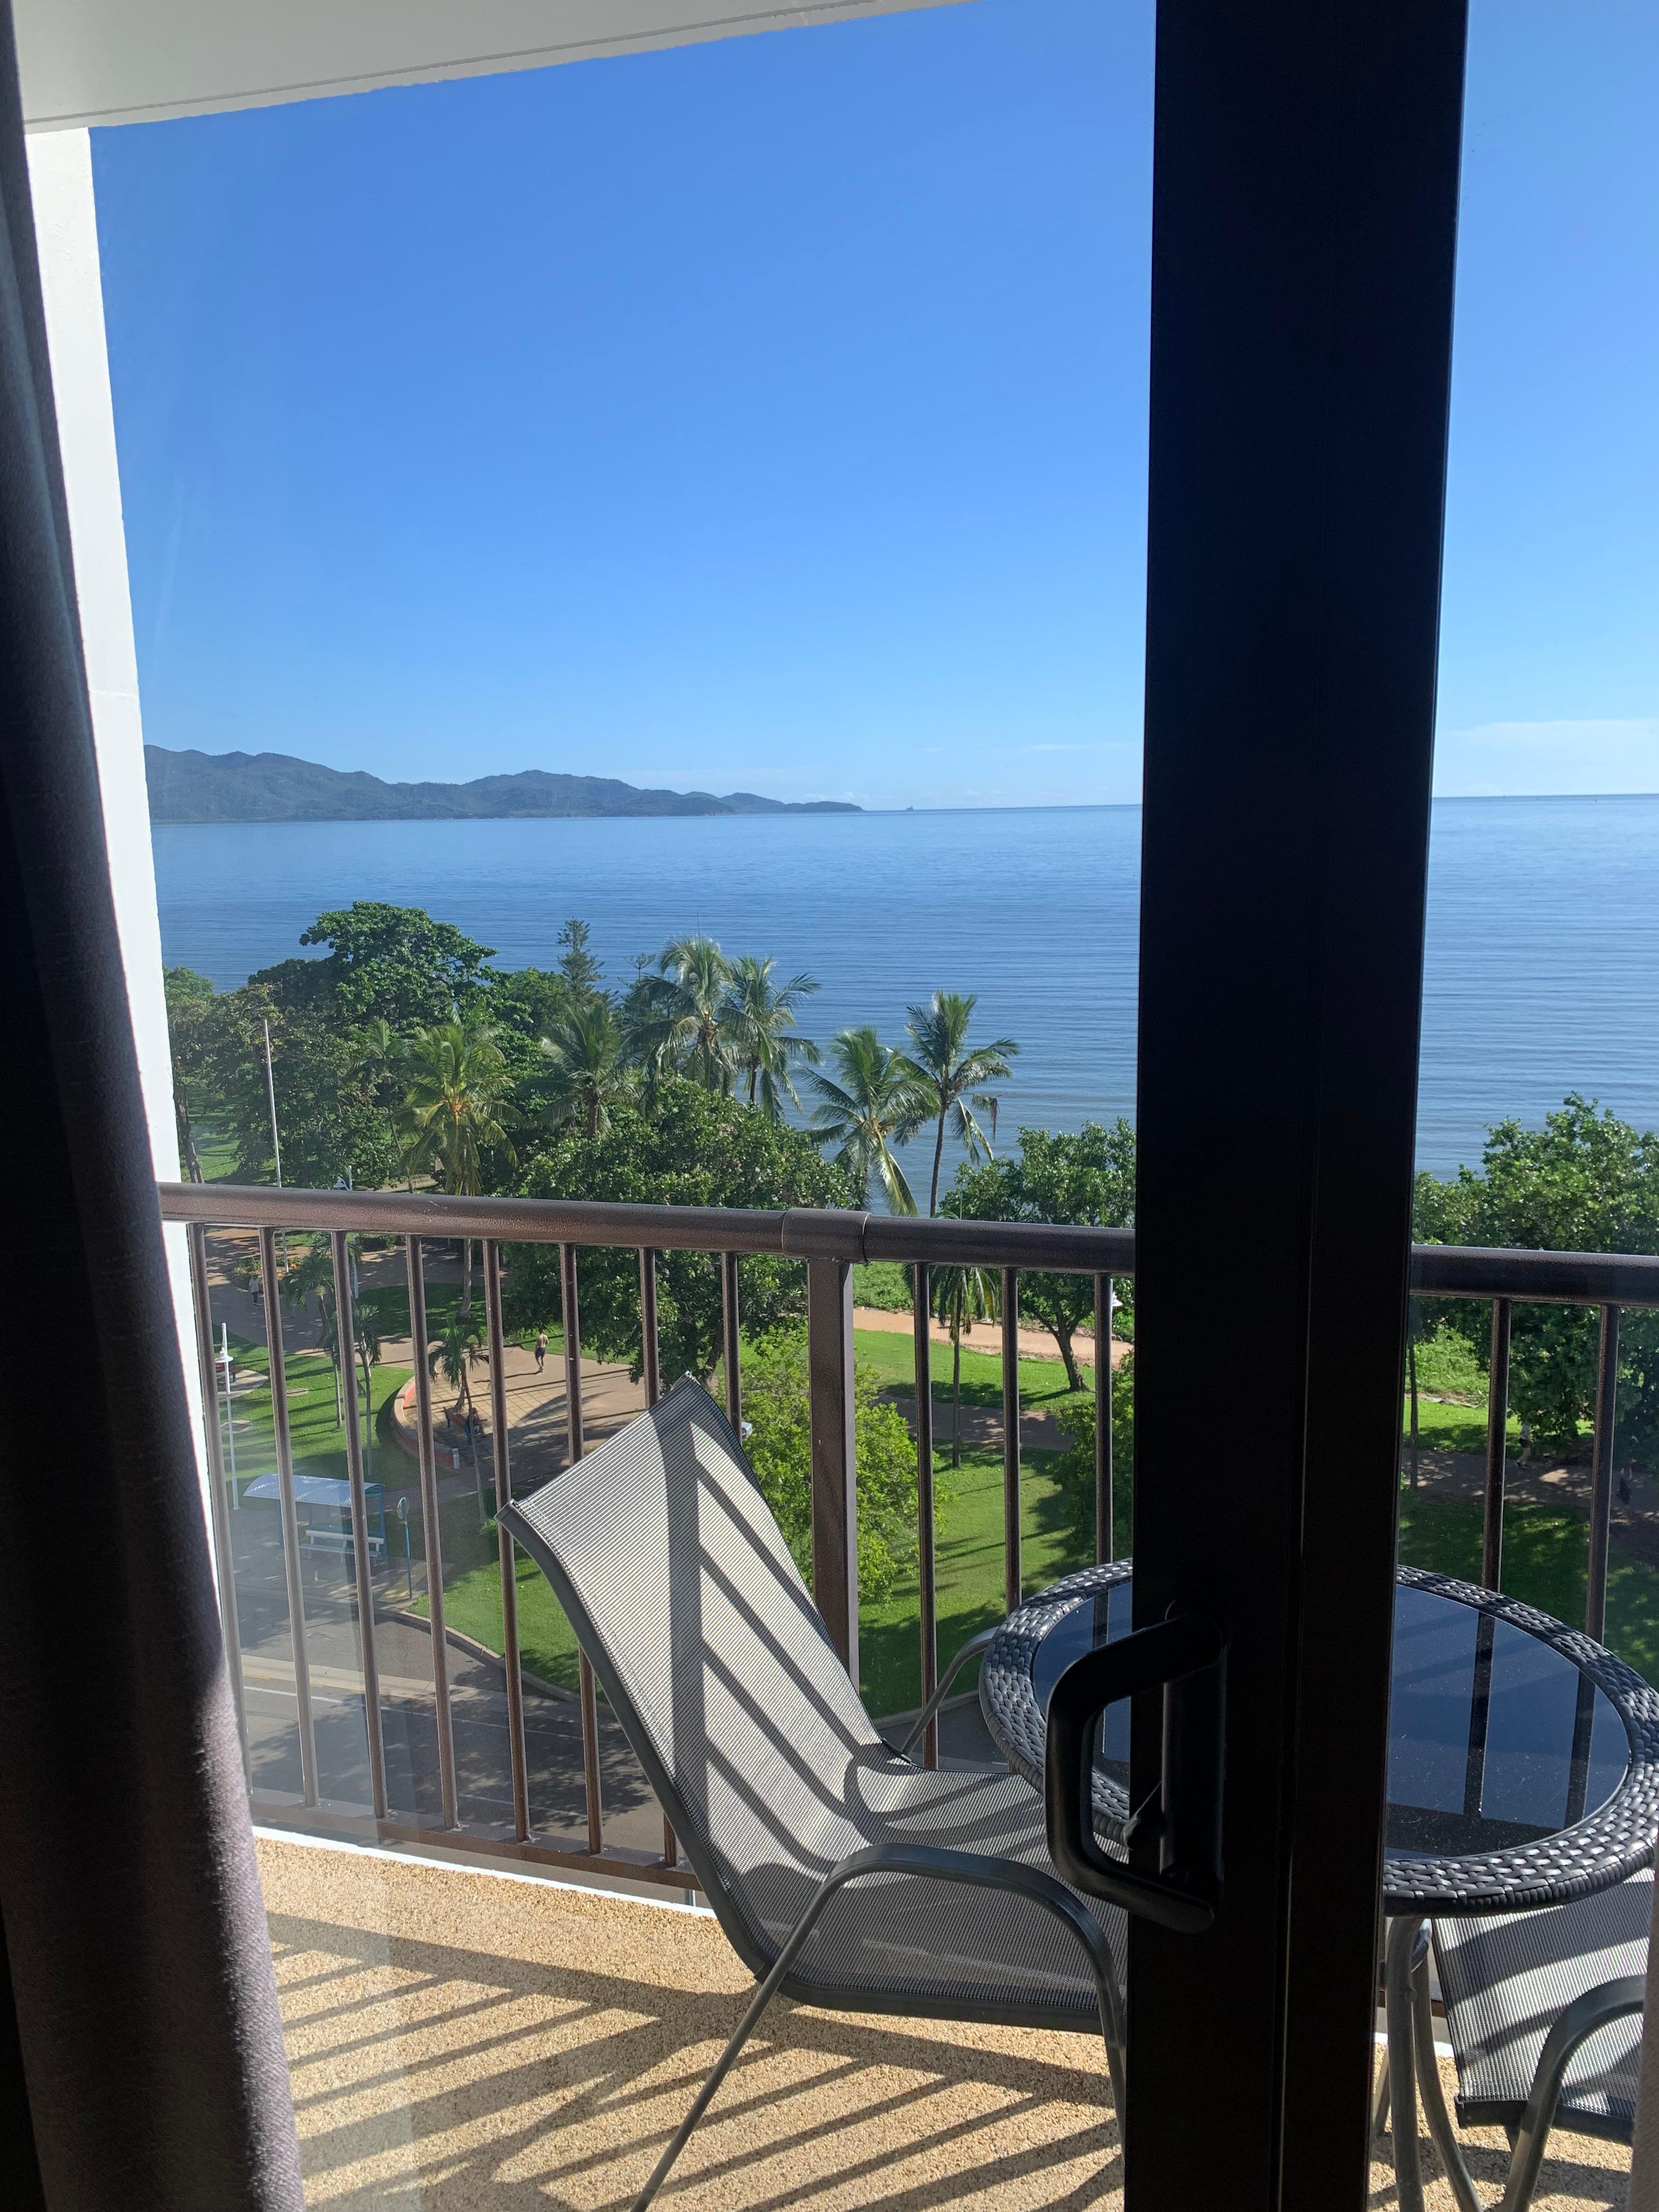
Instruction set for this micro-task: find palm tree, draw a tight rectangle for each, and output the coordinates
[428,1315,488,1523]
[537,998,633,1141]
[933,1263,997,1469]
[721,955,821,1117]
[899,991,1020,1215]
[806,1027,928,1214]
[624,935,735,1090]
[400,1017,518,1317]
[348,1018,410,1187]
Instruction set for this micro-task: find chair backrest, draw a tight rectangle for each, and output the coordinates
[500,1376,886,1940]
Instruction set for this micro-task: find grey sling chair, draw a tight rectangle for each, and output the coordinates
[1392,1872,1652,2212]
[498,1375,1127,2210]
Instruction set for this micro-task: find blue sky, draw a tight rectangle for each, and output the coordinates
[93,0,1655,809]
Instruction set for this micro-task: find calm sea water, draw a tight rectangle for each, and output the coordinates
[151,796,1659,1179]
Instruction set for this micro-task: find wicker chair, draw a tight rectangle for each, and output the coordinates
[1412,1872,1651,2212]
[499,1375,1126,2210]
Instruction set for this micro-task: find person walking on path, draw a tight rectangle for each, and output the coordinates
[534,1329,548,1374]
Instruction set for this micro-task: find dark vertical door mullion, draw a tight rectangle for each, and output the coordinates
[1586,1305,1621,1639]
[1094,1273,1114,1565]
[1131,5,1468,2206]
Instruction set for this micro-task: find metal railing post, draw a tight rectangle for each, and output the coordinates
[1587,1304,1621,1640]
[331,1230,387,1820]
[1483,1298,1511,1592]
[912,1262,938,1768]
[484,1240,531,1843]
[807,1255,859,1680]
[721,1250,742,1429]
[639,1246,676,1867]
[407,1237,459,1829]
[1095,1273,1114,1565]
[561,1242,604,1852]
[1002,1267,1022,1615]
[259,1226,319,1807]
[187,1224,249,1781]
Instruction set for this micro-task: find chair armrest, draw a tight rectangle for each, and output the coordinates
[890,1625,1001,1759]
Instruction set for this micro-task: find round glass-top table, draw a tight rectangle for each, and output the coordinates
[980,1561,1659,2209]
[978,1561,1659,1916]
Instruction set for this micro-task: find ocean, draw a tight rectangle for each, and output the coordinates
[151,794,1659,1180]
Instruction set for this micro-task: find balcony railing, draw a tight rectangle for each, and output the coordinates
[160,1179,1659,1892]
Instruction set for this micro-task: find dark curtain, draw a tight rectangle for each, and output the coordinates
[0,12,303,2207]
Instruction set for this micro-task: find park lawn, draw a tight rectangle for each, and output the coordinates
[222,1334,411,1489]
[1398,1491,1659,1683]
[422,1445,1096,1719]
[1402,1392,1523,1455]
[850,1325,1087,1410]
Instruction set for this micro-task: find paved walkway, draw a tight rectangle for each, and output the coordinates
[854,1302,1131,1370]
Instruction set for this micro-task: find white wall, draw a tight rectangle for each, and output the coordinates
[27,128,208,1488]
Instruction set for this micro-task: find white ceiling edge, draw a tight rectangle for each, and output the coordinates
[16,0,968,134]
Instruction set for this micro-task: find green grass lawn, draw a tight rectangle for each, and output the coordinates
[1398,1491,1659,1682]
[220,1335,411,1491]
[850,1326,1086,1411]
[423,1443,1102,1719]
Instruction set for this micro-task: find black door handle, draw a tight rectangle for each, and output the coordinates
[1044,1613,1227,1935]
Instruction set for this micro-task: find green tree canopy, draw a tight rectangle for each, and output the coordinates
[1414,1096,1659,1458]
[163,966,219,1181]
[535,997,634,1141]
[253,902,498,1030]
[742,1326,919,1606]
[945,1120,1136,1387]
[507,1081,853,1380]
[206,985,400,1190]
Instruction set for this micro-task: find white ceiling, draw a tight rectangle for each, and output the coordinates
[16,0,966,132]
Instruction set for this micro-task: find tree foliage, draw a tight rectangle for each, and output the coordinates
[806,1026,928,1213]
[505,1081,854,1379]
[1414,1096,1659,1459]
[261,901,498,1029]
[898,990,1019,1215]
[945,1121,1136,1387]
[1047,1353,1135,1553]
[741,1327,920,1604]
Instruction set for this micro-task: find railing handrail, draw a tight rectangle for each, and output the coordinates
[158,1181,1659,1305]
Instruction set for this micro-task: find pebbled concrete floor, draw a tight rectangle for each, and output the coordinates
[259,1833,1629,2210]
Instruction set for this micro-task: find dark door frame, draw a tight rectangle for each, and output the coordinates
[1130,2,1469,2204]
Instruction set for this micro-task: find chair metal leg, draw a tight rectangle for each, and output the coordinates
[1412,1939,1484,2212]
[631,1839,1127,2211]
[1386,1914,1428,2212]
[894,1624,1000,1759]
[1496,1976,1645,2212]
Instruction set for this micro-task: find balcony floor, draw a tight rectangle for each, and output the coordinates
[259,1835,1628,2209]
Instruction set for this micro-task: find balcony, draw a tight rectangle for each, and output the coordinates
[163,1182,1655,2207]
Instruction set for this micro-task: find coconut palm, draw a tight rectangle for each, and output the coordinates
[429,1315,488,1522]
[348,1017,410,1187]
[537,998,633,1141]
[806,1027,928,1214]
[400,1017,518,1317]
[721,955,821,1118]
[624,935,736,1090]
[899,991,1020,1215]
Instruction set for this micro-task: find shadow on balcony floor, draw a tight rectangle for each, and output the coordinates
[258,1836,1628,2210]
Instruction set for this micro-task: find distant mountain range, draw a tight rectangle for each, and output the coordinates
[144,747,861,823]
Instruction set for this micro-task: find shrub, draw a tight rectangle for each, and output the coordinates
[1047,1352,1135,1554]
[740,1327,920,1602]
